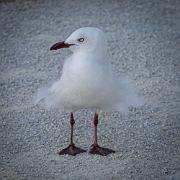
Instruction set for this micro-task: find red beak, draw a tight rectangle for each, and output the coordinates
[50,41,75,50]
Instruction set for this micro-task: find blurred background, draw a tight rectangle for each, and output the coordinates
[0,0,179,179]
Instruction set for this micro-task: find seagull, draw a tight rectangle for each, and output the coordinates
[36,27,143,156]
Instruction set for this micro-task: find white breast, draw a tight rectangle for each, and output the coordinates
[56,53,115,109]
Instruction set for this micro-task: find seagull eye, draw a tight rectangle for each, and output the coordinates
[78,38,84,42]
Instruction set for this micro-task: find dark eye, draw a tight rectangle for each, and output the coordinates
[78,38,84,42]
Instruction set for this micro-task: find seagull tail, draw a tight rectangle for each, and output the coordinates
[33,87,50,106]
[114,75,144,113]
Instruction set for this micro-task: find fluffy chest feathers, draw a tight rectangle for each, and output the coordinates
[61,54,109,90]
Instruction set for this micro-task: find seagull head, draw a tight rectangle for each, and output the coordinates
[50,27,107,54]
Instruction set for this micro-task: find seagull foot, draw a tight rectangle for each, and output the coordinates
[89,144,115,156]
[58,143,86,156]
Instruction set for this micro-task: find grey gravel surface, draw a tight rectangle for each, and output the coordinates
[0,0,180,179]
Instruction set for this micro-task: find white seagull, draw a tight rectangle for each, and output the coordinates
[36,27,143,156]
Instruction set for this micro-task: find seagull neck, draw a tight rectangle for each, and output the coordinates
[74,50,106,60]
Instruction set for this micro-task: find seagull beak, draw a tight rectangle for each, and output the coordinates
[50,41,75,50]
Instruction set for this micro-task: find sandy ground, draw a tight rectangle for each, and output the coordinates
[0,0,180,179]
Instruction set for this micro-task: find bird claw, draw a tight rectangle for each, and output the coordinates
[89,144,115,156]
[58,144,86,156]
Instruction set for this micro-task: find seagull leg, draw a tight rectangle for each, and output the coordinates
[58,112,86,156]
[89,112,115,156]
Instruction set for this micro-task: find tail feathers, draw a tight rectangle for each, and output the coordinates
[114,75,144,113]
[33,87,50,105]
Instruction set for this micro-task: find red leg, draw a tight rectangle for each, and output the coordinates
[70,112,75,145]
[93,112,98,146]
[58,112,86,156]
[89,112,115,156]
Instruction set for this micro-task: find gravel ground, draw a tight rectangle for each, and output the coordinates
[0,0,180,179]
